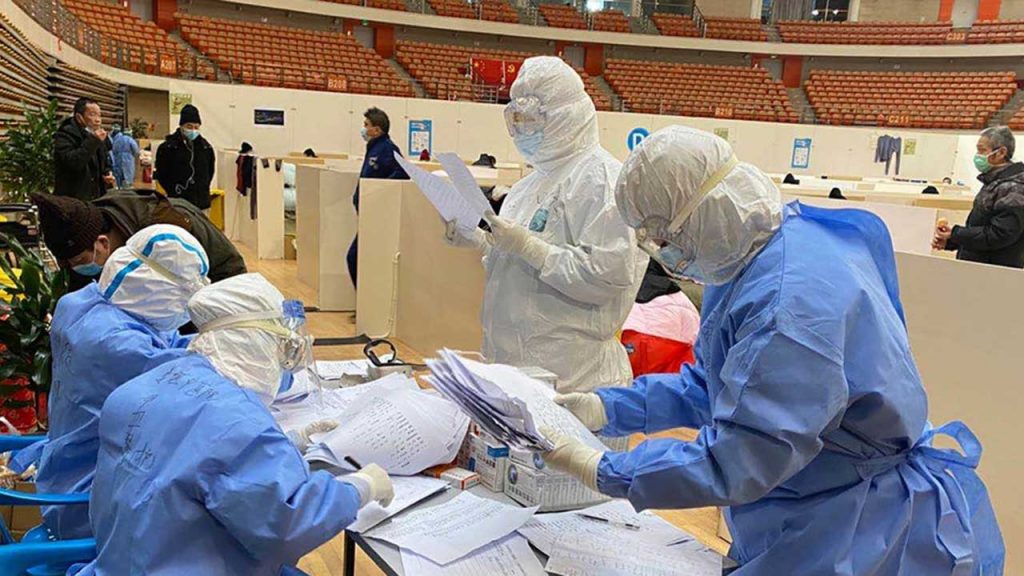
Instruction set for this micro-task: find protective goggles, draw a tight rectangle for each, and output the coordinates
[504,96,545,138]
[197,300,313,373]
[635,227,690,281]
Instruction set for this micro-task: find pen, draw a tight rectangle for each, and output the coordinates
[578,513,641,531]
[344,456,363,469]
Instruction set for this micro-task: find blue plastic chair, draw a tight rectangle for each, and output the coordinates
[0,436,46,453]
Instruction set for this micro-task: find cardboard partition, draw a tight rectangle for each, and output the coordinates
[896,252,1024,574]
[296,165,358,311]
[356,180,485,353]
[791,197,940,255]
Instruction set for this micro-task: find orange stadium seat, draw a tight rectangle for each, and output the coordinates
[176,14,415,96]
[320,0,407,10]
[805,69,1015,129]
[604,58,797,122]
[650,13,700,37]
[538,4,587,30]
[427,0,518,22]
[968,20,1024,44]
[591,10,630,33]
[394,40,612,110]
[778,20,952,45]
[1009,106,1024,130]
[704,17,767,41]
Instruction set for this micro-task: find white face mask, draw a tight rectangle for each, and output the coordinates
[361,127,371,142]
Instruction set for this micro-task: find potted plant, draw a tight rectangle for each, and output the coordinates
[129,117,150,140]
[0,234,68,433]
[0,101,58,204]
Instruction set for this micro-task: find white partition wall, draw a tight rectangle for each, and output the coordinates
[296,165,359,311]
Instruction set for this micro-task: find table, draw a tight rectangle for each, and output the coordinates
[341,485,737,576]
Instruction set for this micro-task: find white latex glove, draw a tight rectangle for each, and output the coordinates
[554,393,608,432]
[346,463,395,508]
[288,419,338,452]
[483,212,550,269]
[539,426,603,492]
[443,219,488,249]
[490,185,511,201]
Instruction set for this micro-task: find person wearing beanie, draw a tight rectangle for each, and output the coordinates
[155,104,215,211]
[53,97,115,201]
[31,191,245,288]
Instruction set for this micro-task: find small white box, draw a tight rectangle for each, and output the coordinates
[458,431,509,492]
[441,467,480,490]
[503,460,609,512]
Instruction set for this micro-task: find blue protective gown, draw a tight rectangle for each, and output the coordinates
[596,202,1004,575]
[74,354,362,575]
[110,132,139,189]
[33,283,190,539]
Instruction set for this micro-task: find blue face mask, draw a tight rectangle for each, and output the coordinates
[513,132,544,160]
[72,260,103,277]
[278,371,294,396]
[183,128,199,141]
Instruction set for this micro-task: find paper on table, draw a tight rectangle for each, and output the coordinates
[545,532,722,576]
[315,360,371,380]
[366,491,538,565]
[394,152,483,237]
[272,373,419,436]
[400,534,545,576]
[346,475,449,533]
[435,153,492,216]
[574,499,693,545]
[305,387,469,475]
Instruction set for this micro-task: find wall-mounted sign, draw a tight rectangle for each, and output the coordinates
[254,109,285,126]
[627,127,649,151]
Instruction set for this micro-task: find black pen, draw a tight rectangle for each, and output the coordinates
[344,456,363,469]
[578,513,641,531]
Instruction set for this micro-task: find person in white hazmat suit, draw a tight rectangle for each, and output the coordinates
[446,56,645,393]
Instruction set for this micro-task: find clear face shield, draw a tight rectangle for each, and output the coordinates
[503,96,546,139]
[635,225,694,284]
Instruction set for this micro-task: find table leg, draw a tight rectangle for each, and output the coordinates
[344,530,356,576]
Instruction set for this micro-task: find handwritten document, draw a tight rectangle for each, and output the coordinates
[395,152,488,238]
[272,373,418,436]
[400,534,545,576]
[366,491,538,564]
[346,475,449,533]
[545,532,722,576]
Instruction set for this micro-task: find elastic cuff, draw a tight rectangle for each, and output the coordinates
[344,473,372,508]
[519,237,550,270]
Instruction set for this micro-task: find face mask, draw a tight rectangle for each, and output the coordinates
[360,127,371,142]
[183,128,199,141]
[72,259,103,277]
[513,132,544,160]
[974,151,997,173]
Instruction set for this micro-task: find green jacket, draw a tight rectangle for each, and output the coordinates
[92,190,246,282]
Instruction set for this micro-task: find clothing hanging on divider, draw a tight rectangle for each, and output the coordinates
[874,135,902,175]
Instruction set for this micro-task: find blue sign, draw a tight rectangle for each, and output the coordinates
[627,127,650,151]
[791,138,812,169]
[408,119,432,156]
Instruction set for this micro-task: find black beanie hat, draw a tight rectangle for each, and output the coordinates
[179,104,202,126]
[31,193,107,260]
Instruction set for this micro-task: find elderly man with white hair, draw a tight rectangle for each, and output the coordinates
[544,126,1004,575]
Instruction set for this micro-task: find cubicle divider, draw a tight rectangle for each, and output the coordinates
[295,165,359,311]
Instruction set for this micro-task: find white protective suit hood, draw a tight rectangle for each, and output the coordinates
[615,126,783,285]
[187,273,293,406]
[98,224,210,332]
[507,57,599,173]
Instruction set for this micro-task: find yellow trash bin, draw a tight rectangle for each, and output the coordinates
[209,188,225,231]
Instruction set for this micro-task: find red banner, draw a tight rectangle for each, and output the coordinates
[471,58,522,87]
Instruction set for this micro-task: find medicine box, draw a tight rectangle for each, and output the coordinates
[503,460,610,512]
[440,467,480,490]
[458,431,509,492]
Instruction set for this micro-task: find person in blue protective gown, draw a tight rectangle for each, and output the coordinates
[542,126,1005,575]
[72,273,393,575]
[24,224,209,540]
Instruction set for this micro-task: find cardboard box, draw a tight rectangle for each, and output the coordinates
[503,460,609,512]
[284,233,297,260]
[458,431,509,493]
[6,481,41,540]
[717,509,733,543]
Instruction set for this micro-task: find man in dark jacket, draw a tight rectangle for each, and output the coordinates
[934,126,1024,268]
[347,107,409,287]
[156,104,215,211]
[32,190,246,289]
[53,97,115,201]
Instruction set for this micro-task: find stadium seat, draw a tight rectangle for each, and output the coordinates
[538,4,587,30]
[650,13,700,37]
[778,20,952,45]
[704,17,767,41]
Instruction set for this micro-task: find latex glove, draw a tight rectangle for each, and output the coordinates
[346,463,395,508]
[483,213,550,269]
[539,426,603,492]
[288,419,338,452]
[490,185,511,201]
[554,393,608,432]
[443,219,488,249]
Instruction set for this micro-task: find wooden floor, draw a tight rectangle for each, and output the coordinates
[238,243,731,575]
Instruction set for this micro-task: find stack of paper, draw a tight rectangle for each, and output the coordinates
[394,152,491,238]
[273,360,374,404]
[425,350,606,452]
[346,475,449,533]
[272,373,418,437]
[305,385,470,475]
[365,491,537,564]
[400,534,545,576]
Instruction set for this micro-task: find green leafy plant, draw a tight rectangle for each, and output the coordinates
[0,100,59,203]
[129,117,150,140]
[0,233,69,432]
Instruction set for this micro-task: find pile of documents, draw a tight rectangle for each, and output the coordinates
[394,152,492,239]
[271,372,416,437]
[305,382,470,476]
[425,350,606,453]
[273,360,373,405]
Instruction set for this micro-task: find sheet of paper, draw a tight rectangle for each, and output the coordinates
[574,500,693,546]
[366,491,538,564]
[305,387,469,475]
[346,475,449,533]
[315,360,371,380]
[544,532,722,576]
[395,152,483,236]
[272,373,418,436]
[400,534,545,576]
[436,152,492,216]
